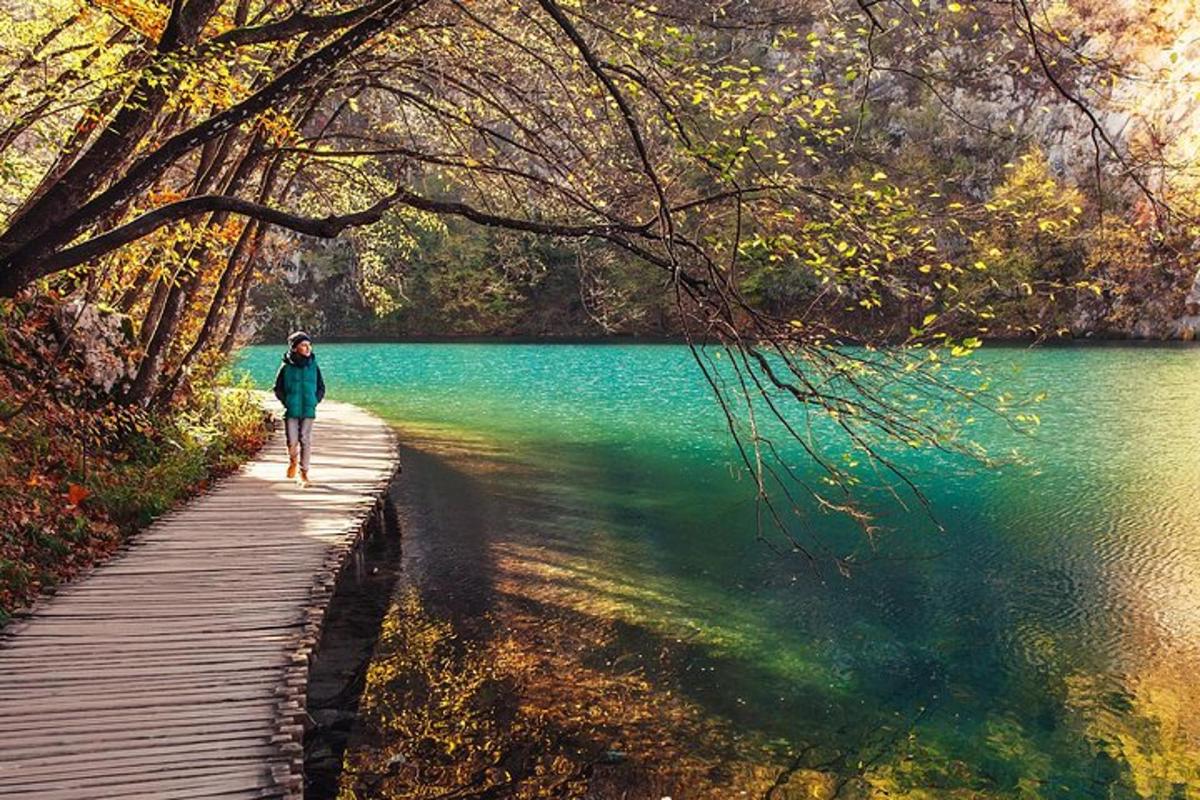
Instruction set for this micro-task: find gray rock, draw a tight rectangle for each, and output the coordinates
[53,300,136,393]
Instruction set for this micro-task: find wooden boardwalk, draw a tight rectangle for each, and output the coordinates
[0,400,399,800]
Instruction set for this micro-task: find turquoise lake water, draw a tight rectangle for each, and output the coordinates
[241,343,1200,797]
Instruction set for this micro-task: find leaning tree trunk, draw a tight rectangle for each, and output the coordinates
[114,263,154,314]
[6,46,157,229]
[122,279,190,405]
[137,275,173,348]
[157,81,332,398]
[0,12,80,97]
[219,226,267,357]
[154,223,256,402]
[124,128,264,406]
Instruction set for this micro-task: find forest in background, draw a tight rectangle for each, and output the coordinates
[259,137,1200,341]
[2,0,1199,616]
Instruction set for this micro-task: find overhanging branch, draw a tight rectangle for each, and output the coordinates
[211,1,391,48]
[37,192,403,274]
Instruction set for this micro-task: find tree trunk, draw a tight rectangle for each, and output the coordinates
[115,264,154,313]
[156,78,334,398]
[6,49,153,227]
[155,221,257,401]
[219,227,267,356]
[125,128,263,405]
[0,13,81,97]
[122,280,189,405]
[138,278,172,349]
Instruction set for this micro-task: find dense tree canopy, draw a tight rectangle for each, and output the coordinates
[1,0,1197,547]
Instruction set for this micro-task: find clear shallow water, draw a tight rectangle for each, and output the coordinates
[241,343,1200,797]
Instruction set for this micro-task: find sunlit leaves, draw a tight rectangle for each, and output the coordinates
[91,0,167,39]
[353,206,445,315]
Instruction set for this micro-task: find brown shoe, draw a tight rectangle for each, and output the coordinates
[287,458,298,479]
[298,469,311,488]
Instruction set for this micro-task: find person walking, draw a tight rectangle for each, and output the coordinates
[273,331,326,488]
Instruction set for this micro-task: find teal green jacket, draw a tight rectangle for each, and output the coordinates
[272,351,326,419]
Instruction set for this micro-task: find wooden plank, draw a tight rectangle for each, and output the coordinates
[9,621,305,637]
[2,741,280,777]
[0,686,288,717]
[4,785,283,800]
[0,761,276,794]
[0,719,274,752]
[0,673,280,703]
[0,701,278,733]
[32,604,312,619]
[0,643,289,660]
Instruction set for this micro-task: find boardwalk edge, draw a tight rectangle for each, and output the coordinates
[268,413,401,800]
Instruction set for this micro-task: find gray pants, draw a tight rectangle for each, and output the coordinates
[285,417,314,471]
